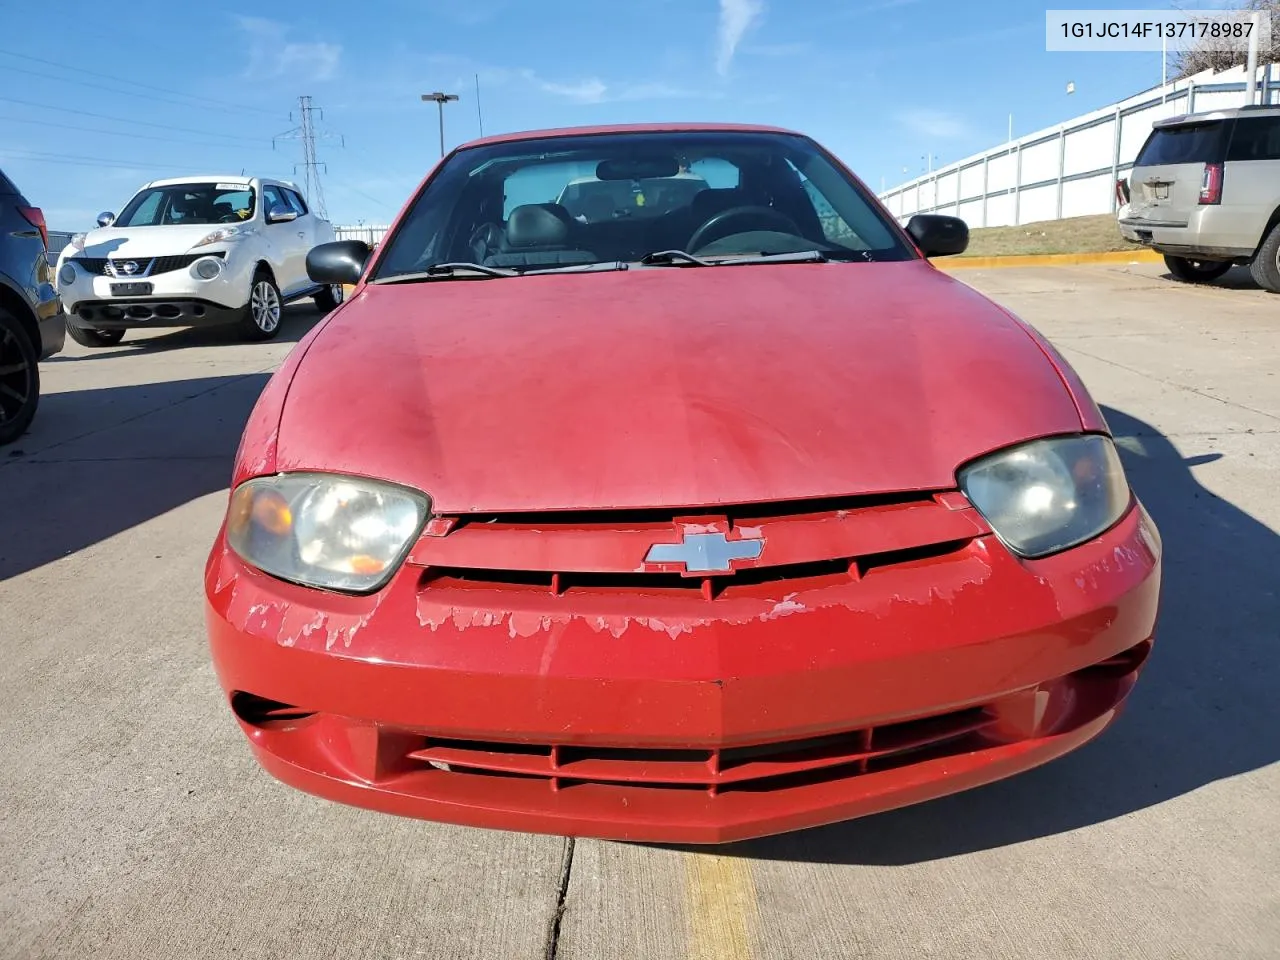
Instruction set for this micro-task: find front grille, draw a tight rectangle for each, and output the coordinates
[403,706,995,795]
[151,252,222,274]
[71,252,222,276]
[419,539,972,599]
[410,492,990,597]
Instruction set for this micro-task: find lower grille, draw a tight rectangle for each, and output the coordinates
[75,300,215,324]
[402,706,995,795]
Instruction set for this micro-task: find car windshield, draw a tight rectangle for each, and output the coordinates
[114,183,256,227]
[373,130,914,279]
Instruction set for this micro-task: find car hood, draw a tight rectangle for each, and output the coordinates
[274,261,1084,513]
[73,223,244,258]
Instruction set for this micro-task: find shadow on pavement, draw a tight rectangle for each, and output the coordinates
[43,302,325,361]
[0,372,271,581]
[714,405,1279,864]
[1155,264,1263,292]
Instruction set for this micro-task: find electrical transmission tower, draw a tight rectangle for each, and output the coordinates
[274,96,343,217]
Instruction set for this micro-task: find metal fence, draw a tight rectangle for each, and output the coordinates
[333,224,390,246]
[47,231,75,259]
[878,62,1280,228]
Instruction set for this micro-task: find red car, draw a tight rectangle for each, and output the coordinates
[205,124,1161,843]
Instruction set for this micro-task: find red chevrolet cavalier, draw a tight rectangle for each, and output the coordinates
[205,124,1161,843]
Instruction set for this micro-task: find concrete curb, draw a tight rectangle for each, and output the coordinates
[940,249,1163,270]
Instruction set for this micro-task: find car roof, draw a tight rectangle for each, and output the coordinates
[1155,104,1280,128]
[457,122,802,151]
[141,175,301,190]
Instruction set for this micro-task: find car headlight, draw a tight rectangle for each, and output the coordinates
[68,233,86,252]
[225,473,430,592]
[193,225,250,248]
[958,435,1130,558]
[58,262,77,286]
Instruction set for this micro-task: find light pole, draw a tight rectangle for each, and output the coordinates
[421,92,459,158]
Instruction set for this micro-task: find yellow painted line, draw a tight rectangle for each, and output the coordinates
[686,853,759,960]
[940,249,1163,270]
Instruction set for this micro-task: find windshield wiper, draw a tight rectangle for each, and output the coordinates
[639,250,713,267]
[522,261,629,275]
[373,262,516,283]
[715,250,830,264]
[639,249,830,268]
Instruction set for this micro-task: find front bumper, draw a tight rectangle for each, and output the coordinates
[205,504,1162,843]
[57,249,251,323]
[67,298,241,330]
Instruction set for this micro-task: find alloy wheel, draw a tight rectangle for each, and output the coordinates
[0,325,33,426]
[251,281,281,333]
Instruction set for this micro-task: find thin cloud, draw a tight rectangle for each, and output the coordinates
[521,71,703,104]
[237,16,342,82]
[716,0,765,76]
[533,76,609,104]
[897,108,970,140]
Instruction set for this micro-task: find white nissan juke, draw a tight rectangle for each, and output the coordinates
[55,176,340,346]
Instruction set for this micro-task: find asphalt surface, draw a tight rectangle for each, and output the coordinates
[1,264,1277,959]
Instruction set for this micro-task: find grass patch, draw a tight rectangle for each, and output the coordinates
[958,214,1133,258]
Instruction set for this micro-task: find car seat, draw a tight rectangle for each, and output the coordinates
[484,203,597,268]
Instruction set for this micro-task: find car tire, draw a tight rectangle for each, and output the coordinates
[1164,255,1232,284]
[313,283,344,313]
[66,325,126,348]
[238,270,283,341]
[0,308,39,447]
[1248,222,1280,293]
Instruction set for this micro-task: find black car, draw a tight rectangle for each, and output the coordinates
[0,167,65,445]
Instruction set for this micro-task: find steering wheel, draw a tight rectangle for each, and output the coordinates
[217,214,240,223]
[687,205,802,253]
[467,222,505,257]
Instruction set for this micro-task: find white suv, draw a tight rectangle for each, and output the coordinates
[1118,106,1280,292]
[56,176,340,345]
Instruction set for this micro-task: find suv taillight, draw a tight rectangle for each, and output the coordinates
[1115,177,1130,206]
[1199,162,1223,205]
[16,205,49,249]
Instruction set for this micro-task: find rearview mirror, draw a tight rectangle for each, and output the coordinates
[597,157,679,181]
[267,203,299,224]
[96,211,115,228]
[307,240,371,285]
[905,214,969,258]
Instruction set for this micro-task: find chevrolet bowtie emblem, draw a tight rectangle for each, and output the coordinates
[645,531,764,574]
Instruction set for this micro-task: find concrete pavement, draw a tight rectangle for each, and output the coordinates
[1,265,1277,959]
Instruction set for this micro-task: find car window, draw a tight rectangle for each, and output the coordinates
[115,183,255,226]
[0,168,18,197]
[1227,116,1280,162]
[262,185,290,219]
[286,189,309,216]
[1136,121,1230,166]
[374,130,913,278]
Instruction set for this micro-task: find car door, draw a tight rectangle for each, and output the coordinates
[284,189,322,271]
[261,184,308,294]
[1126,118,1232,227]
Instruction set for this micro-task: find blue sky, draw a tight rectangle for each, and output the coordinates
[0,0,1222,228]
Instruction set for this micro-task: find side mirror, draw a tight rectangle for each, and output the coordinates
[96,211,115,228]
[906,214,969,258]
[307,240,371,285]
[267,203,299,224]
